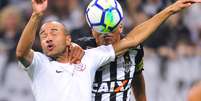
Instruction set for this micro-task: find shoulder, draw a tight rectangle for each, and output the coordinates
[19,52,50,74]
[83,45,115,63]
[33,52,51,62]
[85,45,114,54]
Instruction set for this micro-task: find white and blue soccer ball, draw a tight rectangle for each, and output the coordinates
[85,0,123,34]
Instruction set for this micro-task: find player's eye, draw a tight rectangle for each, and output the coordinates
[51,29,58,36]
[40,33,47,39]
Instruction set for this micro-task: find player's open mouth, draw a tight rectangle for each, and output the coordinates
[47,44,54,51]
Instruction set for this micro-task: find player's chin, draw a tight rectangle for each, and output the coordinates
[103,40,114,45]
[103,41,113,45]
[46,51,56,57]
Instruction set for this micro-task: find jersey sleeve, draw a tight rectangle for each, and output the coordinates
[18,52,48,80]
[84,44,115,72]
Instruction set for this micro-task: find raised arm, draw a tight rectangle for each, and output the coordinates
[16,0,47,67]
[113,0,201,53]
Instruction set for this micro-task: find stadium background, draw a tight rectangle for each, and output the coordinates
[0,0,201,101]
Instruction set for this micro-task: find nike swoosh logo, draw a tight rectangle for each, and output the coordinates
[56,70,63,73]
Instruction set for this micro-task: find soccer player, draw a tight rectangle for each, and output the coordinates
[81,0,201,101]
[16,0,115,101]
[16,0,201,101]
[91,14,145,101]
[77,2,146,101]
[77,27,146,101]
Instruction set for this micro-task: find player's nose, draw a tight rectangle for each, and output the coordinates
[46,35,53,43]
[46,39,53,44]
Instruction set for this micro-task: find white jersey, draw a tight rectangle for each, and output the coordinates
[19,45,115,101]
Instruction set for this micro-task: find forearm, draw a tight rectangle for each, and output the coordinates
[16,13,42,57]
[132,73,146,101]
[114,6,174,53]
[128,7,173,46]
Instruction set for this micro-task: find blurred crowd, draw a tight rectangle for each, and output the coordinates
[0,0,201,101]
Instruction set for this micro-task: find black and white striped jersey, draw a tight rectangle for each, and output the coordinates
[75,37,144,101]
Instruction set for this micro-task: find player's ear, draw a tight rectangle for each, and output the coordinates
[91,29,97,38]
[118,22,124,33]
[66,34,71,46]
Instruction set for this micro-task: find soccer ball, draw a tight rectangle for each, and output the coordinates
[85,0,123,34]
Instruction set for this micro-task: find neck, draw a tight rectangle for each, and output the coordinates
[55,46,70,63]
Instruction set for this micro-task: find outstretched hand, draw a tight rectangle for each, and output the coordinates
[168,0,201,13]
[32,0,48,14]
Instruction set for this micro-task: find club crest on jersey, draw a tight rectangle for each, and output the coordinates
[74,64,86,71]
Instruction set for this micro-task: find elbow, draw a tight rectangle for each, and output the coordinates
[16,51,24,60]
[16,48,28,60]
[16,45,27,60]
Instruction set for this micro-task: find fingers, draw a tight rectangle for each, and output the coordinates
[169,0,200,15]
[69,45,78,64]
[70,58,77,64]
[68,45,73,63]
[183,0,196,7]
[70,47,79,64]
[176,0,194,9]
[69,44,84,64]
[70,47,83,64]
[73,53,84,64]
[77,50,84,61]
[75,48,84,61]
[183,2,193,7]
[70,46,76,62]
[73,49,84,64]
[182,0,201,3]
